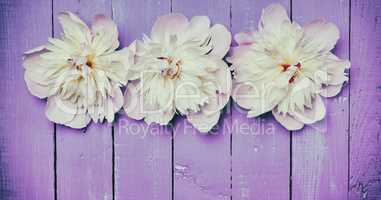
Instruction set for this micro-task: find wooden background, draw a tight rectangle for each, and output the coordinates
[1,0,380,199]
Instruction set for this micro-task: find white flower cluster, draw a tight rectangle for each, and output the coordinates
[24,4,349,132]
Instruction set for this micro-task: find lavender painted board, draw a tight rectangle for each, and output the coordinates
[53,1,113,199]
[291,0,350,200]
[112,0,173,199]
[349,0,381,199]
[0,0,55,199]
[231,1,291,199]
[171,0,232,199]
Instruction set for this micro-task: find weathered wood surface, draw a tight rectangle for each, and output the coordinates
[0,0,54,200]
[0,0,381,200]
[349,0,381,199]
[292,0,350,200]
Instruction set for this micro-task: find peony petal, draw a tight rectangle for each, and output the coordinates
[104,97,116,123]
[194,64,232,113]
[58,11,91,44]
[187,110,221,133]
[213,62,232,94]
[23,47,51,93]
[325,55,350,85]
[144,108,175,126]
[226,45,252,64]
[272,109,304,131]
[24,45,46,55]
[65,113,91,129]
[232,83,256,110]
[202,95,219,115]
[320,84,344,97]
[123,82,145,120]
[245,83,285,117]
[209,24,231,59]
[259,4,290,33]
[303,19,340,53]
[292,95,326,124]
[98,47,131,85]
[234,32,255,45]
[111,85,124,112]
[45,96,76,124]
[91,14,119,55]
[24,72,49,98]
[23,47,49,71]
[151,13,189,42]
[181,16,210,43]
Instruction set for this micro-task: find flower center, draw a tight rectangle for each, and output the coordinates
[157,56,182,79]
[85,55,95,69]
[281,62,302,84]
[68,54,95,70]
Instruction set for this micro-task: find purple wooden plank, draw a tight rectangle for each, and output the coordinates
[171,1,231,200]
[52,1,113,199]
[349,0,381,199]
[112,0,173,199]
[291,0,350,200]
[173,116,231,200]
[231,1,291,199]
[0,1,54,199]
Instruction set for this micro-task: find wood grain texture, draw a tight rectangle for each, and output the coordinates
[171,0,232,199]
[0,0,54,200]
[112,0,173,200]
[231,1,291,199]
[2,1,381,199]
[53,1,113,199]
[291,0,350,200]
[349,0,381,199]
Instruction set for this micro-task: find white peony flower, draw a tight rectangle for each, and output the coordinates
[123,13,232,133]
[23,12,133,128]
[228,4,350,130]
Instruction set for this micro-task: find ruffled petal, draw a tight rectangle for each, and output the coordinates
[201,93,227,116]
[97,47,131,85]
[209,24,231,59]
[234,32,255,45]
[226,45,252,64]
[45,96,76,124]
[292,95,326,124]
[302,19,340,53]
[111,85,124,112]
[58,11,91,44]
[144,108,175,126]
[65,112,91,129]
[181,16,210,43]
[104,96,116,123]
[151,13,189,42]
[123,82,145,120]
[272,109,304,131]
[214,62,232,94]
[24,72,49,98]
[259,4,290,34]
[320,84,344,97]
[325,54,350,85]
[91,14,119,55]
[187,110,221,133]
[23,46,49,71]
[232,83,255,110]
[23,47,51,98]
[246,84,286,117]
